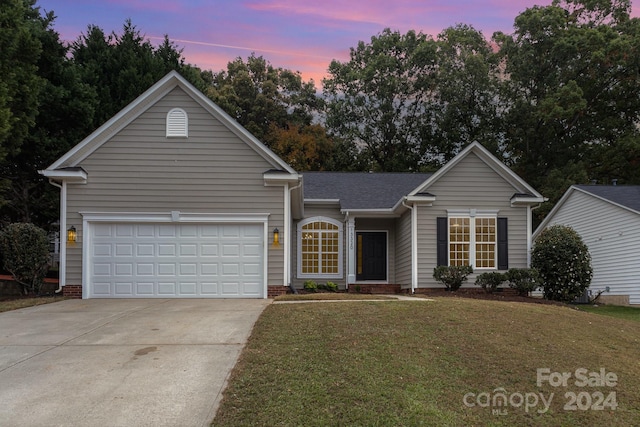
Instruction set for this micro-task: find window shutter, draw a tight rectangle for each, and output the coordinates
[436,217,448,266]
[497,217,508,270]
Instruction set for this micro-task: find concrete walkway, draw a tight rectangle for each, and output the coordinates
[0,299,270,427]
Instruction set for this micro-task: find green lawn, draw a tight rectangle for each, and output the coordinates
[275,293,395,301]
[213,298,640,426]
[576,304,640,322]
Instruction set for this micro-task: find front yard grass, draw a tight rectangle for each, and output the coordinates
[213,298,640,426]
[576,304,640,322]
[0,296,67,313]
[275,293,395,301]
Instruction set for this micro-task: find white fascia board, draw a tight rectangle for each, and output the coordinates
[79,211,270,223]
[511,196,546,207]
[304,199,341,205]
[263,172,301,186]
[340,208,399,218]
[39,169,87,183]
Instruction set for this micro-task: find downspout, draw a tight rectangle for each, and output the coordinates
[49,179,66,293]
[402,198,417,294]
[287,179,302,294]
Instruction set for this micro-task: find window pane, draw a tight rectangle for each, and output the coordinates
[449,218,470,266]
[300,221,341,276]
[475,218,496,268]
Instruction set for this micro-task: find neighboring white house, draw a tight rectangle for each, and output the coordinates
[533,185,640,306]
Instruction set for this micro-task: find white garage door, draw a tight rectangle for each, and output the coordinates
[88,223,264,298]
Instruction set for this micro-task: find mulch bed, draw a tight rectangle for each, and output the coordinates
[418,288,570,306]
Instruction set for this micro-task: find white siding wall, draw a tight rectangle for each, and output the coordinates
[416,152,530,288]
[541,190,640,305]
[66,87,285,287]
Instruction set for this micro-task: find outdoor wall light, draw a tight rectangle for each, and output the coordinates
[273,228,280,248]
[67,226,77,243]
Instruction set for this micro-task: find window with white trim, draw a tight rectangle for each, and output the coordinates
[297,217,343,278]
[448,215,496,269]
[166,108,188,137]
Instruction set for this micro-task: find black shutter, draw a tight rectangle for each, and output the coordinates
[437,217,448,266]
[497,217,508,270]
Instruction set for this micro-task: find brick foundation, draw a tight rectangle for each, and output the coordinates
[348,284,402,294]
[62,285,82,298]
[268,286,290,298]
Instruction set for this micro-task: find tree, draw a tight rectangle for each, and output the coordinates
[495,0,640,217]
[206,54,321,142]
[323,29,438,171]
[1,9,96,226]
[264,124,335,171]
[0,0,46,213]
[532,225,593,302]
[432,25,504,161]
[0,223,50,295]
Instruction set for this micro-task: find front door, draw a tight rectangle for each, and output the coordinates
[356,232,387,281]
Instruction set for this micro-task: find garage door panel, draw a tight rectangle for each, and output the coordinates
[158,282,177,294]
[115,244,133,257]
[136,282,154,295]
[158,244,176,256]
[89,223,264,298]
[136,244,154,256]
[115,282,133,295]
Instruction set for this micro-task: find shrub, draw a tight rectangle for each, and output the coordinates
[433,265,473,291]
[474,272,505,293]
[505,268,540,296]
[0,223,50,295]
[325,281,338,292]
[303,279,317,292]
[532,225,593,302]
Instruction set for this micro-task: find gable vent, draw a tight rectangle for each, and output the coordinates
[166,108,188,138]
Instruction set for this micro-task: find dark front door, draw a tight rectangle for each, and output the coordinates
[356,232,387,281]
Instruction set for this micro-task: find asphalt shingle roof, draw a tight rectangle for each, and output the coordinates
[575,185,640,213]
[303,172,433,210]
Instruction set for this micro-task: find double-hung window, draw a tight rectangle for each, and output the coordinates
[297,217,343,278]
[447,214,498,269]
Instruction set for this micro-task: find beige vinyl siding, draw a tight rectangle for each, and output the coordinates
[355,218,396,283]
[395,210,412,288]
[291,204,345,289]
[540,190,640,305]
[65,87,285,287]
[417,152,529,288]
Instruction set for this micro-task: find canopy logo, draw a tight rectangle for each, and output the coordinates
[463,368,618,416]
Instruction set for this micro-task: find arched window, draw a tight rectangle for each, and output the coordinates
[166,108,188,137]
[297,217,343,278]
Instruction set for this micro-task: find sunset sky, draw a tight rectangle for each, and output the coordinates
[38,1,639,85]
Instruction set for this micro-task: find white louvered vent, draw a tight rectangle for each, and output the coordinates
[166,108,188,138]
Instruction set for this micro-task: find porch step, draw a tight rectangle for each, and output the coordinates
[348,284,402,294]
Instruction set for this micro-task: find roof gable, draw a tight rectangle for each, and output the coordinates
[410,142,544,201]
[43,71,295,175]
[574,185,640,213]
[534,184,640,239]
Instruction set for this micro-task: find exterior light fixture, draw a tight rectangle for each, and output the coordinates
[272,228,280,248]
[67,226,77,243]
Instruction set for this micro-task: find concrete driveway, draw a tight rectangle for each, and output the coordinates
[0,298,270,427]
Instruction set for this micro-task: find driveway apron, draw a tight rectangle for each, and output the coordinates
[0,299,269,427]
